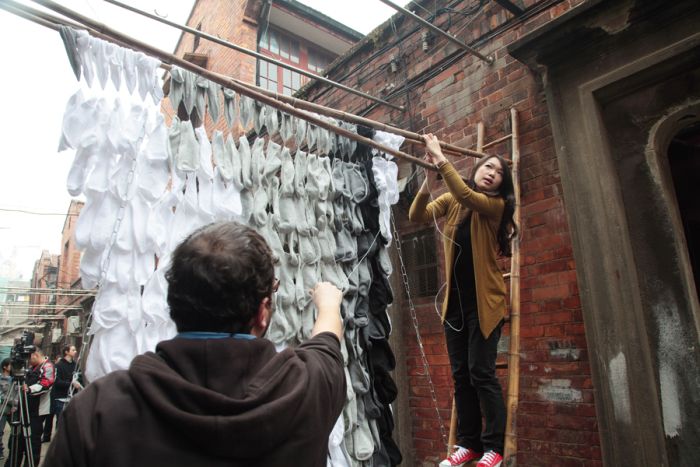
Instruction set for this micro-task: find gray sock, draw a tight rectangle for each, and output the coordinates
[263,141,282,183]
[295,117,307,147]
[280,112,294,145]
[223,88,238,129]
[194,76,208,122]
[279,147,295,196]
[293,150,308,197]
[239,94,254,129]
[238,136,252,189]
[265,106,279,136]
[226,134,244,190]
[254,102,266,135]
[206,82,221,123]
[250,137,266,188]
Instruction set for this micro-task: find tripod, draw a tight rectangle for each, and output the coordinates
[0,373,35,467]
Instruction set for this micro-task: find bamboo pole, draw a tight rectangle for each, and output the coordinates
[237,78,488,159]
[28,0,437,171]
[103,0,404,112]
[503,108,521,466]
[9,0,489,161]
[105,0,488,159]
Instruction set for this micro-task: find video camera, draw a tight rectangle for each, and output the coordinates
[10,330,36,377]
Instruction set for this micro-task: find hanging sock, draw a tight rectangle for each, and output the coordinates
[280,112,294,145]
[73,30,93,87]
[223,88,238,128]
[267,177,281,230]
[263,141,282,183]
[194,75,208,122]
[250,137,266,188]
[226,134,243,190]
[294,116,307,147]
[59,26,81,81]
[135,52,155,101]
[293,149,308,197]
[89,37,110,90]
[107,42,125,91]
[254,101,266,135]
[238,136,253,189]
[122,47,139,95]
[172,119,200,172]
[305,153,321,200]
[279,147,295,196]
[306,124,318,152]
[206,81,221,123]
[251,185,269,227]
[239,94,254,129]
[265,106,279,137]
[181,69,197,116]
[211,131,231,180]
[168,67,185,114]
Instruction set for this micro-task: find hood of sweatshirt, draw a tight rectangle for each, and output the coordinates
[127,336,315,460]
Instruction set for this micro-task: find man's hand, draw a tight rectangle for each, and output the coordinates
[310,282,343,339]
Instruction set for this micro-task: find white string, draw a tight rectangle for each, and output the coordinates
[422,167,467,332]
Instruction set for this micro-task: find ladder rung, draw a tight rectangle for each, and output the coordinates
[496,361,508,369]
[503,272,511,279]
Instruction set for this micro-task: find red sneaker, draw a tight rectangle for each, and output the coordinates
[439,446,482,466]
[476,450,503,467]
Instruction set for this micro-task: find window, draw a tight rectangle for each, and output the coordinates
[257,27,334,95]
[400,229,439,298]
[258,61,278,92]
[282,68,302,96]
[308,48,331,73]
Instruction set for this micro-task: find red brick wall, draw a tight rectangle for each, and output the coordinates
[164,0,258,134]
[304,1,600,465]
[30,251,58,308]
[57,201,84,302]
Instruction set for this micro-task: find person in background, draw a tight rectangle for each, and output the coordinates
[6,347,55,467]
[45,221,346,467]
[0,359,13,460]
[409,134,517,467]
[42,345,82,443]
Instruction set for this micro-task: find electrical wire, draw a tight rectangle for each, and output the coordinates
[0,207,80,216]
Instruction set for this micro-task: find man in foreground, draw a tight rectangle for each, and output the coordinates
[45,222,346,466]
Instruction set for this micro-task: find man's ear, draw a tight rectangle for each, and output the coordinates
[249,297,271,337]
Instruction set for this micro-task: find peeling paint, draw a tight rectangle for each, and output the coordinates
[538,379,582,403]
[653,291,685,438]
[609,352,632,425]
[550,348,581,359]
[548,340,582,360]
[586,1,632,35]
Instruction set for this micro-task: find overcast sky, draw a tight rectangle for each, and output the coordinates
[0,0,397,280]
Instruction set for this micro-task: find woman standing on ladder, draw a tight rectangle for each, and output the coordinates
[409,134,517,467]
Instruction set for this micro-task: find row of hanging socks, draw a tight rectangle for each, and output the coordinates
[56,23,403,464]
[59,26,163,103]
[166,65,360,158]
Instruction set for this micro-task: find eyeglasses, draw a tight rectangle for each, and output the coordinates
[272,278,280,293]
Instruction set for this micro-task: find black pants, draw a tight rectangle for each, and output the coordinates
[5,413,45,467]
[444,297,505,455]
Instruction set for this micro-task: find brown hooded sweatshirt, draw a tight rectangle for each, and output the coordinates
[44,332,345,467]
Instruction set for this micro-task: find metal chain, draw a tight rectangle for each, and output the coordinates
[71,146,139,394]
[391,212,448,448]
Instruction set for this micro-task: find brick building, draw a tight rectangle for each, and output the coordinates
[293,1,699,466]
[154,0,700,465]
[30,250,59,312]
[165,0,363,132]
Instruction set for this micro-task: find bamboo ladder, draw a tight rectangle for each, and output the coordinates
[445,108,521,466]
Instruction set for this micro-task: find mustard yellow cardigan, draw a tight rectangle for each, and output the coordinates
[408,162,506,339]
